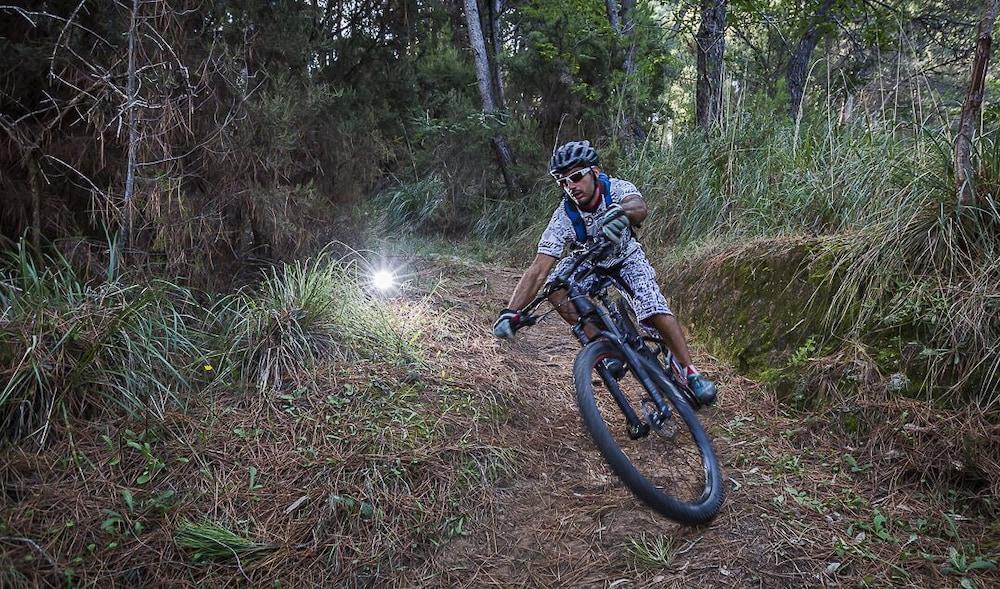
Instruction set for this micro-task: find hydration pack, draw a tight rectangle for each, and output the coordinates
[562,172,613,243]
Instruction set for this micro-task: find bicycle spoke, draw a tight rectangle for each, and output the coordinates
[592,365,709,505]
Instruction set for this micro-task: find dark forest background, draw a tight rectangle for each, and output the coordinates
[1,1,991,270]
[2,3,999,586]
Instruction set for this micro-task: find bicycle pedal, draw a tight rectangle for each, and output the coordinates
[627,421,650,439]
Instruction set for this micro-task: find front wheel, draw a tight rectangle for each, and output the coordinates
[573,339,725,525]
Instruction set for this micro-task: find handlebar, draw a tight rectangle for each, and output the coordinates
[516,237,615,328]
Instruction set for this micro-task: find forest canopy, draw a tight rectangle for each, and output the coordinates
[1,1,991,267]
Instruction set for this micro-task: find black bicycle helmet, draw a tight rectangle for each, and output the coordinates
[549,140,599,175]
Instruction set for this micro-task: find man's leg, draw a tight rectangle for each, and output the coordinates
[616,248,718,404]
[548,288,601,340]
[643,312,694,367]
[644,312,717,404]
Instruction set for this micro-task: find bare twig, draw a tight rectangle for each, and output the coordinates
[40,154,113,203]
[49,0,89,76]
[0,536,60,571]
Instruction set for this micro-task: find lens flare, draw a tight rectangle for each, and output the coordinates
[372,269,395,291]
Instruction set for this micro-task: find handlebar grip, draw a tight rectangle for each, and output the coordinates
[517,314,538,328]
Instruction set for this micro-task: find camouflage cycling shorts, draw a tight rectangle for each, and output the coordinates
[545,245,672,326]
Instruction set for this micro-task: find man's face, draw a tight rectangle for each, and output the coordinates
[556,165,598,210]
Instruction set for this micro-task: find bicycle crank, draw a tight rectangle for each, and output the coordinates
[641,398,678,439]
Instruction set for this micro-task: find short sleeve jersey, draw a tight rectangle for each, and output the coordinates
[537,176,643,262]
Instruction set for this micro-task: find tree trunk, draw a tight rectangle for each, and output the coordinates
[462,0,518,197]
[695,0,726,133]
[29,151,41,255]
[787,0,834,122]
[621,0,637,77]
[605,0,621,34]
[955,0,999,206]
[121,0,140,266]
[487,0,506,110]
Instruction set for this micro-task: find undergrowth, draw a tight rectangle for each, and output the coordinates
[0,241,513,585]
[0,243,421,445]
[433,106,1000,406]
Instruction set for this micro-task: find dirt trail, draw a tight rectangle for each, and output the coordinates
[402,256,986,589]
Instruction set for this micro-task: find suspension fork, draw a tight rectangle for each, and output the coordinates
[570,292,673,430]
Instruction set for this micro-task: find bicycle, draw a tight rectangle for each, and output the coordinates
[514,237,725,525]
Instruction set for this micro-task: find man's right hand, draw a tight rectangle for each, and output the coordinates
[493,309,521,339]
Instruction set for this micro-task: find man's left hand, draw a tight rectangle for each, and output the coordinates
[602,204,630,244]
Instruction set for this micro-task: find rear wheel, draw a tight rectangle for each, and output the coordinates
[573,339,725,525]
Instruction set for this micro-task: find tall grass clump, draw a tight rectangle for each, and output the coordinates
[174,519,275,564]
[371,175,449,235]
[209,252,421,391]
[0,241,200,444]
[820,179,1000,406]
[629,112,938,254]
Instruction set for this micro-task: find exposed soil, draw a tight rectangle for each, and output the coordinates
[402,255,998,589]
[1,254,996,588]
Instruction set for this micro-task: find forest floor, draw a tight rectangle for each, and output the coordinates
[1,254,996,588]
[402,254,998,589]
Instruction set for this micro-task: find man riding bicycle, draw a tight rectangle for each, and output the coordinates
[492,140,718,405]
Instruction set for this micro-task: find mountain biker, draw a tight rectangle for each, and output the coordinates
[492,140,718,405]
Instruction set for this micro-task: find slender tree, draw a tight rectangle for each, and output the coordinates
[122,0,140,261]
[621,0,638,77]
[487,0,507,110]
[696,0,726,132]
[462,0,518,197]
[955,0,999,205]
[605,0,621,34]
[605,0,646,143]
[787,0,835,122]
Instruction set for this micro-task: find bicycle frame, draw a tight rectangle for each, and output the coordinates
[519,239,681,436]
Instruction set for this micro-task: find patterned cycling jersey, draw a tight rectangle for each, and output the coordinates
[537,175,643,264]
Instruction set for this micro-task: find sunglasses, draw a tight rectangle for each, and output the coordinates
[551,168,592,186]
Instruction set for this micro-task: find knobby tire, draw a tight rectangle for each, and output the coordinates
[572,339,725,525]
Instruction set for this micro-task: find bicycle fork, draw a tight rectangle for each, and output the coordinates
[572,300,674,440]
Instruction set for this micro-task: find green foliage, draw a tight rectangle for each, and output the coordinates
[0,240,200,443]
[174,519,275,564]
[633,108,937,252]
[372,175,449,235]
[507,0,675,141]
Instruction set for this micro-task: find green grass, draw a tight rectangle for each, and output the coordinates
[207,253,412,391]
[0,242,424,443]
[624,533,675,570]
[174,519,275,564]
[0,241,201,442]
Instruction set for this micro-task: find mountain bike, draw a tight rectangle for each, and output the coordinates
[515,238,725,525]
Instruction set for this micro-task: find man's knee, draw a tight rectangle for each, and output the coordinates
[640,311,675,330]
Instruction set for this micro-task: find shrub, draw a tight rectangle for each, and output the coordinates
[209,252,421,391]
[0,241,200,443]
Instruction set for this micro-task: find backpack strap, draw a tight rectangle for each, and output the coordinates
[562,198,586,243]
[598,172,613,208]
[563,173,615,243]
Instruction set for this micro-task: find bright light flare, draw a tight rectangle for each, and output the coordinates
[372,269,395,291]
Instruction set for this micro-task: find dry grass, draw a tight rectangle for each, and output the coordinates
[2,254,997,588]
[0,272,519,585]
